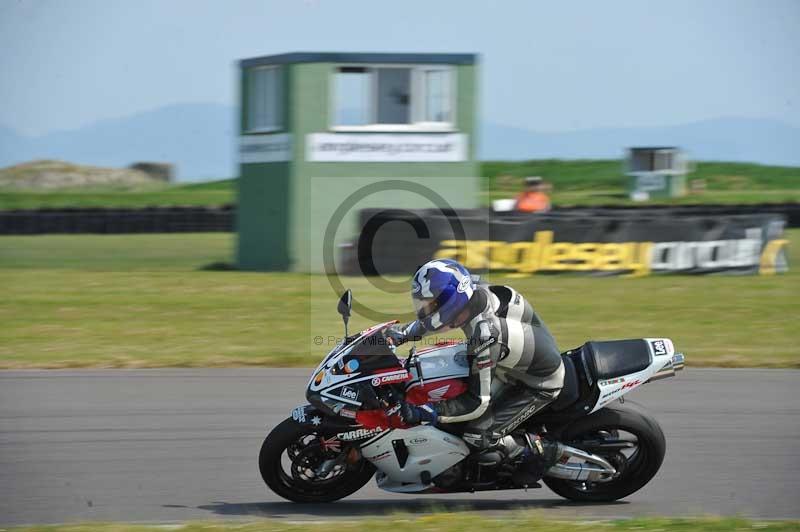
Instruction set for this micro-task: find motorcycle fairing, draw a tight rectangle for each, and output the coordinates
[590,337,676,413]
[307,320,398,391]
[536,337,681,424]
[288,404,358,431]
[404,342,471,404]
[360,424,470,489]
[306,321,403,413]
[406,342,470,382]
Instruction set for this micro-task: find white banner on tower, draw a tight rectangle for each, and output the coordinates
[306,133,467,162]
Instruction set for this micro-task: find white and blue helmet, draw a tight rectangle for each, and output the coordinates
[411,259,475,331]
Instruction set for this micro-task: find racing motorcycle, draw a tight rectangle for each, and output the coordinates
[259,289,685,503]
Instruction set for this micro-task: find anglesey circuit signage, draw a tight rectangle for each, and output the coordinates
[306,133,467,162]
[345,211,789,277]
[433,229,788,276]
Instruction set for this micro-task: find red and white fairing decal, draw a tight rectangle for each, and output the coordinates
[591,337,676,413]
[405,379,468,405]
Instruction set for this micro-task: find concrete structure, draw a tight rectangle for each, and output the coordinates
[128,162,174,182]
[236,52,480,272]
[625,146,689,200]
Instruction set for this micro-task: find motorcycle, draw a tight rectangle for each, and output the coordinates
[259,289,685,503]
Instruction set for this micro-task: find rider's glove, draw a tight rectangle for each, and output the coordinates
[384,324,409,346]
[400,402,438,426]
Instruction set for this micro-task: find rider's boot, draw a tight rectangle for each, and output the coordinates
[513,433,564,486]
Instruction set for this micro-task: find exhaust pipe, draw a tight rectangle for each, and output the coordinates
[647,352,686,382]
[544,445,617,482]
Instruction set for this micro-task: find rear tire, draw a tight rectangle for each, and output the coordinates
[543,402,666,502]
[259,418,375,503]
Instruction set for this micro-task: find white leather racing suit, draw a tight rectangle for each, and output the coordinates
[394,283,565,448]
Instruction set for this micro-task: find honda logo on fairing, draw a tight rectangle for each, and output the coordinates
[427,385,450,401]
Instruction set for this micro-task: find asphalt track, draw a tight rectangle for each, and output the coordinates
[1,368,798,525]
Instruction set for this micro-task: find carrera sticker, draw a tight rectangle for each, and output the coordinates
[599,377,625,386]
[337,427,385,441]
[650,340,668,356]
[371,371,411,387]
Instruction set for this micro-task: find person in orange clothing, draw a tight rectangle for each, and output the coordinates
[515,176,551,213]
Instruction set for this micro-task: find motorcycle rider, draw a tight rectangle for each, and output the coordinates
[385,258,565,484]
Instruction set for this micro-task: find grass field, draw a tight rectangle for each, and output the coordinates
[0,231,796,369]
[9,515,800,532]
[482,159,800,205]
[1,160,798,209]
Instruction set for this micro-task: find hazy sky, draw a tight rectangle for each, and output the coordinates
[1,0,798,136]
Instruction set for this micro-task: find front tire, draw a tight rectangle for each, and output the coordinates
[259,418,375,503]
[544,402,666,502]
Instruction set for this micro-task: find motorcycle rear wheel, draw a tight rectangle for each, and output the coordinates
[543,402,666,502]
[259,417,375,503]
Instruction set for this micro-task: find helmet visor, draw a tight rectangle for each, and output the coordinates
[413,297,440,321]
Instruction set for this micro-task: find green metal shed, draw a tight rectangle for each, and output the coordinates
[236,52,480,273]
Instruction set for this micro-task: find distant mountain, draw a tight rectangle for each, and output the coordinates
[480,117,800,166]
[1,104,798,181]
[0,103,237,180]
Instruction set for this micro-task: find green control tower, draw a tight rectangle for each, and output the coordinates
[236,52,480,272]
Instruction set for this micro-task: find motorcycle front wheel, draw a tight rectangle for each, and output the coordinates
[543,401,666,502]
[259,417,376,503]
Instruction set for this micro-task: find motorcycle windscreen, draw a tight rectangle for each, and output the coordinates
[306,330,403,415]
[348,333,404,373]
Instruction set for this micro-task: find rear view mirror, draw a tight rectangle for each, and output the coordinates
[337,289,352,337]
[337,289,352,319]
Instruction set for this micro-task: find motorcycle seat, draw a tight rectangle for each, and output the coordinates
[549,356,580,411]
[584,339,653,380]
